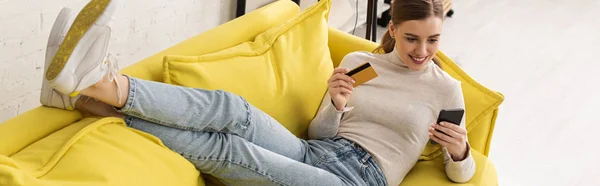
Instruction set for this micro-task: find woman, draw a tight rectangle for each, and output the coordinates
[41,0,474,185]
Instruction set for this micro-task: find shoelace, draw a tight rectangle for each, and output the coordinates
[105,53,122,105]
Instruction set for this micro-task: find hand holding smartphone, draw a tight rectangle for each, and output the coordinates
[430,108,465,144]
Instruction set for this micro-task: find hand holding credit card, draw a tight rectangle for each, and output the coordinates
[346,62,378,87]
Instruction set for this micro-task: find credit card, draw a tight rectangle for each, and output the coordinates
[346,62,378,87]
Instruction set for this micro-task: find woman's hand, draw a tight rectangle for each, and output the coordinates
[328,67,355,111]
[429,122,469,161]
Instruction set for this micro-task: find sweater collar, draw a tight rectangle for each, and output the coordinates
[388,46,409,68]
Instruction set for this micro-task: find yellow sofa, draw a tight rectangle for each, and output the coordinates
[0,1,503,185]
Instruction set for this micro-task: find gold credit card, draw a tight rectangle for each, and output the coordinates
[346,62,378,87]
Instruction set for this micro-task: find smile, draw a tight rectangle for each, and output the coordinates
[409,55,428,64]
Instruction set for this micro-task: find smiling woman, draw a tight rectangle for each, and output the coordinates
[374,0,444,68]
[313,0,477,185]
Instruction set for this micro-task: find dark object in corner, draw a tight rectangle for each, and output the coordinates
[377,9,390,27]
[236,0,301,18]
[377,0,391,27]
[446,9,455,17]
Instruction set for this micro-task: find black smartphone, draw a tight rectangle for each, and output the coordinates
[431,109,465,144]
[437,109,465,126]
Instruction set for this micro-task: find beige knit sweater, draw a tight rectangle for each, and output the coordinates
[308,49,476,185]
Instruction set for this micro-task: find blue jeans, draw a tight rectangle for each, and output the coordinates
[118,77,387,186]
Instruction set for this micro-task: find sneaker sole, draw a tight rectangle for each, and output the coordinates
[41,8,74,109]
[45,0,115,81]
[45,8,72,67]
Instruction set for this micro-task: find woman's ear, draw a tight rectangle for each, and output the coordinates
[388,21,395,38]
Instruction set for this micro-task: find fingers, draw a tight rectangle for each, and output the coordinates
[329,73,355,85]
[337,87,353,95]
[330,80,354,90]
[440,122,467,135]
[429,131,450,147]
[429,122,467,148]
[330,84,353,94]
[332,67,350,75]
[431,123,460,138]
[429,122,469,159]
[429,126,455,144]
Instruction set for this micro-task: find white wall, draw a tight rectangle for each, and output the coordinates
[329,0,389,33]
[0,0,241,122]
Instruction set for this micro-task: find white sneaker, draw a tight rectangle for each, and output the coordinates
[45,0,118,97]
[41,8,79,110]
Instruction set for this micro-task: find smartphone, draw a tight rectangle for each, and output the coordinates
[431,109,465,144]
[437,109,465,126]
[346,62,378,87]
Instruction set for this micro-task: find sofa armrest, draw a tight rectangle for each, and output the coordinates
[327,27,379,67]
[0,107,82,156]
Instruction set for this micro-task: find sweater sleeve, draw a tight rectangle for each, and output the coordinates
[443,81,476,183]
[307,53,361,140]
[307,92,353,139]
[443,144,476,183]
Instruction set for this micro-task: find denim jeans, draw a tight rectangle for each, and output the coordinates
[118,77,387,186]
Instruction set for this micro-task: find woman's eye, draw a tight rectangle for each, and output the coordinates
[428,39,438,43]
[406,38,417,42]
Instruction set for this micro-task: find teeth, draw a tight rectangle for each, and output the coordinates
[411,56,426,61]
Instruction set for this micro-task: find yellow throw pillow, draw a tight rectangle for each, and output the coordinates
[419,51,505,160]
[0,117,201,186]
[163,0,333,138]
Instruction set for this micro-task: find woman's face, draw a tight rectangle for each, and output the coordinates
[389,16,443,71]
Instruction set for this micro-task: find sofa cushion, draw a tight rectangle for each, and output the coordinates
[163,0,333,138]
[0,117,202,186]
[0,108,82,156]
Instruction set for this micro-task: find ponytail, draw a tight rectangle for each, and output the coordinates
[373,30,395,54]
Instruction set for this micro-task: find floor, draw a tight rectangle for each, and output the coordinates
[351,0,600,185]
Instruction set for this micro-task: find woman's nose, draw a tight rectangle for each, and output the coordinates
[415,43,427,56]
